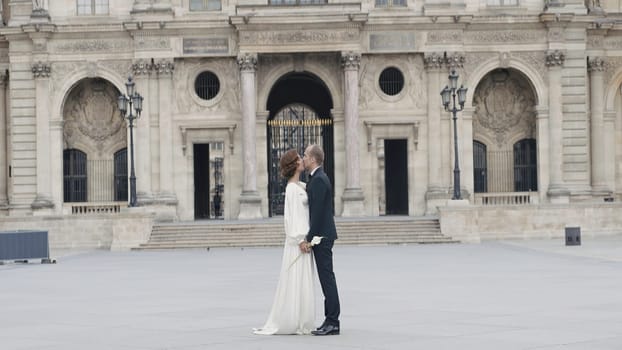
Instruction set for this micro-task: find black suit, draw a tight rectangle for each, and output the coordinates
[306,167,340,327]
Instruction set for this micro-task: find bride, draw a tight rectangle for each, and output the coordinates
[253,149,315,335]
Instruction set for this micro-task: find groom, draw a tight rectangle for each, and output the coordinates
[300,144,340,336]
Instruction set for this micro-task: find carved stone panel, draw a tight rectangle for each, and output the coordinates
[63,79,126,156]
[473,69,537,147]
[50,39,132,54]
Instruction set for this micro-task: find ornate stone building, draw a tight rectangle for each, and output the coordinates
[1,0,622,247]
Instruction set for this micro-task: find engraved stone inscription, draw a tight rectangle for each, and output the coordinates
[183,38,229,55]
[369,32,415,52]
[239,29,359,45]
[51,39,132,53]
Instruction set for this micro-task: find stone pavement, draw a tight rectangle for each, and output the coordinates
[1,236,622,350]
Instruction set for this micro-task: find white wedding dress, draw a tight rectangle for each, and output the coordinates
[253,182,315,335]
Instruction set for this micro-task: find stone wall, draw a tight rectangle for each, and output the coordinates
[0,210,154,251]
[439,202,622,243]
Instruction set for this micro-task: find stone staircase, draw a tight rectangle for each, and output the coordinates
[134,217,458,250]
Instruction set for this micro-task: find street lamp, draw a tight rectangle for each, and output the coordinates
[440,69,468,200]
[117,76,143,207]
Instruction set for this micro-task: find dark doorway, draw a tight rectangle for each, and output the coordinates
[384,139,408,215]
[514,138,538,191]
[473,141,487,193]
[194,144,210,219]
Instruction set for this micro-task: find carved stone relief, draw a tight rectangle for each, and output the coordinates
[63,79,126,156]
[604,57,622,88]
[359,54,426,110]
[174,58,240,114]
[50,39,132,53]
[473,69,537,148]
[427,31,462,44]
[465,31,545,43]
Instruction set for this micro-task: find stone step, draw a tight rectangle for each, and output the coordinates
[147,233,448,243]
[134,217,455,250]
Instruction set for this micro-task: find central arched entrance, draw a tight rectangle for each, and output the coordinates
[266,72,334,216]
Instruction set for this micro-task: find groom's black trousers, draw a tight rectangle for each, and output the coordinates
[313,238,340,326]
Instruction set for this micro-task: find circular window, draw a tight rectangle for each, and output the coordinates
[379,67,404,96]
[194,71,220,100]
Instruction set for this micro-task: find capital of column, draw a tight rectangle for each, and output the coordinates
[237,53,257,72]
[341,51,361,71]
[588,57,605,72]
[132,59,154,76]
[545,50,565,67]
[424,52,445,71]
[32,61,51,78]
[154,59,174,76]
[445,53,465,70]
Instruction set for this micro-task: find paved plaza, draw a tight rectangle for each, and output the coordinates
[1,236,622,350]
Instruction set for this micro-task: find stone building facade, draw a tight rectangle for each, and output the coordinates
[1,0,622,247]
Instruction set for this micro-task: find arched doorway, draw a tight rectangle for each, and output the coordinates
[266,72,334,216]
[472,68,537,193]
[62,78,127,203]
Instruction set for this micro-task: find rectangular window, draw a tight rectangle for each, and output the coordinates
[487,0,518,6]
[269,0,327,5]
[77,0,109,15]
[190,0,222,11]
[375,0,407,7]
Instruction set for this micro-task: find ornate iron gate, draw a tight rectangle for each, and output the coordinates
[267,104,333,216]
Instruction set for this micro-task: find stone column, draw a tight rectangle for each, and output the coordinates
[546,50,569,202]
[155,59,177,210]
[131,60,154,205]
[340,51,365,216]
[588,57,609,195]
[237,53,262,219]
[0,72,7,207]
[31,61,54,212]
[424,53,446,213]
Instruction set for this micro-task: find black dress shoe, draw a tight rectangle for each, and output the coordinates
[311,324,340,336]
[316,321,327,331]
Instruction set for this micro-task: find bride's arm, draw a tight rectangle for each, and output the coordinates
[284,186,308,245]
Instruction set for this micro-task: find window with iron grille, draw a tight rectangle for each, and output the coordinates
[269,0,327,5]
[114,148,128,202]
[190,0,222,11]
[379,67,405,96]
[513,138,537,191]
[77,0,109,15]
[375,0,407,7]
[63,149,87,202]
[473,141,488,193]
[194,71,220,100]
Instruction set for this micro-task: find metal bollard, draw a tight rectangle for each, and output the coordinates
[565,227,581,246]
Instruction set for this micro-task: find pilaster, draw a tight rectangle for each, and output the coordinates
[0,71,7,209]
[424,52,446,213]
[31,60,54,213]
[545,50,570,202]
[237,53,262,219]
[588,57,610,195]
[340,51,365,217]
[132,60,154,205]
[155,59,178,218]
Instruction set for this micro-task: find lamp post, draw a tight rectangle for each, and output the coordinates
[117,76,143,207]
[440,69,468,200]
